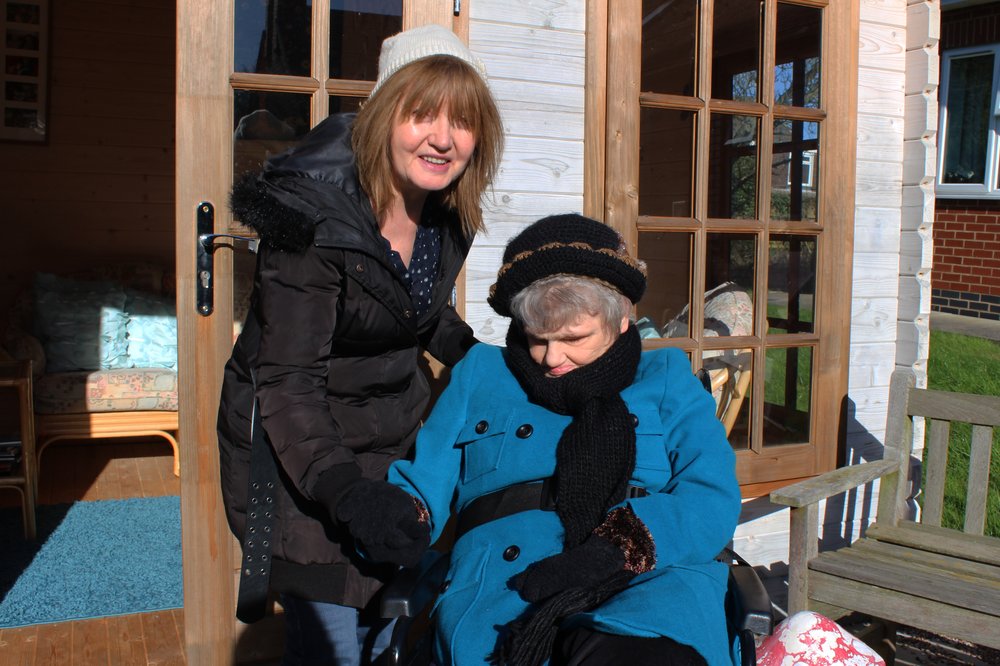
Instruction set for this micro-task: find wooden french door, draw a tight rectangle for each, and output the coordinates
[175,1,459,662]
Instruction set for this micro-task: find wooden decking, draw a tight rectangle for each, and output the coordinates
[0,440,186,666]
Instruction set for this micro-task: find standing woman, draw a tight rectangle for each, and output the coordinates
[217,25,504,666]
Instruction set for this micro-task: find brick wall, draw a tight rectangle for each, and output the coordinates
[933,199,1000,319]
[940,2,1000,50]
[933,4,1000,319]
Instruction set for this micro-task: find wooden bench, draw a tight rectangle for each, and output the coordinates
[770,369,1000,657]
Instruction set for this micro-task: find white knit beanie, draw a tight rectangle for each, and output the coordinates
[371,24,488,97]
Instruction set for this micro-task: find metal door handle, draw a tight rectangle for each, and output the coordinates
[196,201,258,316]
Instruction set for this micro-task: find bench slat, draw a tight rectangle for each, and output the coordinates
[966,424,994,535]
[908,388,1000,426]
[865,521,1000,566]
[810,549,1000,615]
[808,571,1000,650]
[922,419,950,527]
[849,538,1000,582]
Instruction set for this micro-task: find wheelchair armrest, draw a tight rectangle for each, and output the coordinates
[380,549,450,619]
[729,560,774,637]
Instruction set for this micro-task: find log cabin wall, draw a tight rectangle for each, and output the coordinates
[462,1,587,342]
[0,0,175,317]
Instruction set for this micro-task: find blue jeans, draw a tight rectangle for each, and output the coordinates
[280,594,396,666]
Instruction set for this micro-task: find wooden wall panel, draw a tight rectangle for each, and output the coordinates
[0,0,175,317]
[898,0,937,388]
[464,2,588,345]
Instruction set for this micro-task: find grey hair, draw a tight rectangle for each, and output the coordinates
[509,275,631,337]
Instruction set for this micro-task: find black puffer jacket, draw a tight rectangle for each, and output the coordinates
[217,114,477,607]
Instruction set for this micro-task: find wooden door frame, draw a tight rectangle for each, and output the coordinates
[176,0,237,662]
[176,2,470,662]
[590,0,859,489]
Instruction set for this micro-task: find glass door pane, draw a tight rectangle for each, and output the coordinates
[771,119,819,222]
[235,0,312,75]
[774,3,821,108]
[764,345,812,445]
[639,107,696,218]
[641,0,698,95]
[708,114,759,219]
[329,2,401,80]
[233,90,311,178]
[712,0,761,102]
[636,231,694,338]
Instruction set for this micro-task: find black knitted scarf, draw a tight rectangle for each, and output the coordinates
[495,323,642,664]
[503,322,642,546]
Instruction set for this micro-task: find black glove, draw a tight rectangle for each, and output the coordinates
[510,535,630,603]
[334,479,430,568]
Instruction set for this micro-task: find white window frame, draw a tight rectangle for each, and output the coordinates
[937,44,1000,199]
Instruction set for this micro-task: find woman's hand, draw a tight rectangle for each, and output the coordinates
[509,535,629,603]
[334,480,430,568]
[510,505,656,602]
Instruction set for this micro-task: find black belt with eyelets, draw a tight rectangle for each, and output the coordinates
[235,398,279,624]
[455,479,647,541]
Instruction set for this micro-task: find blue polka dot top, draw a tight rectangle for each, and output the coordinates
[383,223,442,318]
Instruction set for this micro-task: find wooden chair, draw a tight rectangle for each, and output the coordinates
[705,351,752,436]
[770,369,1000,657]
[0,360,37,539]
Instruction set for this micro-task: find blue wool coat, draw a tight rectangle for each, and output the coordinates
[388,343,742,666]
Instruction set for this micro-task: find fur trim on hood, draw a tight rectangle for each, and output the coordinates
[228,113,365,253]
[229,173,316,253]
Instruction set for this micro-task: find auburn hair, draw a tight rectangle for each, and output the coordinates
[352,55,504,237]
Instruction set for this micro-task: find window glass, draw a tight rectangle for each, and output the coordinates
[329,1,402,80]
[612,0,842,482]
[233,90,311,178]
[764,345,812,446]
[639,108,696,218]
[768,235,815,334]
[641,0,698,96]
[774,3,821,108]
[942,53,994,185]
[702,349,752,451]
[235,0,311,76]
[771,119,819,222]
[708,114,759,219]
[329,95,364,115]
[705,233,756,336]
[712,0,761,102]
[636,232,693,338]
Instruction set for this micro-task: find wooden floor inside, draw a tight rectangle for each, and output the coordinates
[0,440,186,666]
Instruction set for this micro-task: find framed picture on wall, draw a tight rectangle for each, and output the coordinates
[2,0,47,142]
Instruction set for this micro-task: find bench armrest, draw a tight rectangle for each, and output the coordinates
[770,459,898,508]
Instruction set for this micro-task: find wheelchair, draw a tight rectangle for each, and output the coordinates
[377,545,774,666]
[375,362,774,666]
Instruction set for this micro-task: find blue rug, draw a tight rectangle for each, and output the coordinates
[0,496,182,627]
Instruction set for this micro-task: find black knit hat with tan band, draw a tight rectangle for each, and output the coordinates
[488,214,648,318]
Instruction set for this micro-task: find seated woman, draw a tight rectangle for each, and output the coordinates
[335,214,742,666]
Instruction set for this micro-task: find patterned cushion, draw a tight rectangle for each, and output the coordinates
[125,290,177,368]
[34,368,178,414]
[33,273,129,372]
[757,611,886,665]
